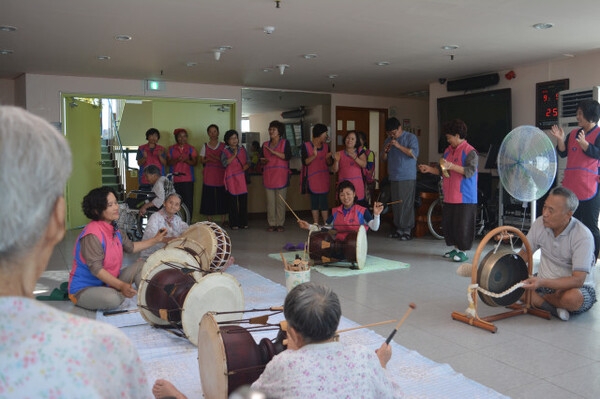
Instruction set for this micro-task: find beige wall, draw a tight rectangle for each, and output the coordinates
[0,79,15,106]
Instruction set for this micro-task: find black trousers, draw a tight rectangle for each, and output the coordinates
[574,189,600,259]
[174,181,195,215]
[227,192,248,228]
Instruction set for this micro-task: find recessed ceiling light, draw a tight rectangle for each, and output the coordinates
[441,45,459,50]
[263,68,273,73]
[186,62,198,67]
[115,34,132,41]
[0,25,17,32]
[0,49,14,55]
[217,45,232,51]
[563,53,575,58]
[303,53,317,59]
[532,22,554,30]
[376,61,390,66]
[97,55,111,60]
[328,74,338,79]
[263,26,275,34]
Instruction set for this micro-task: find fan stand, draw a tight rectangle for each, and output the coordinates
[451,225,551,333]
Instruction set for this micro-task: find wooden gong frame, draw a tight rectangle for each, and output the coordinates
[451,225,551,333]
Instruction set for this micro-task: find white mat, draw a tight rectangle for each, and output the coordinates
[98,265,507,398]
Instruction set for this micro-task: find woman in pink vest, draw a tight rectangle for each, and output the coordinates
[551,99,600,259]
[69,187,166,310]
[262,120,292,232]
[301,123,333,225]
[200,124,227,224]
[419,119,478,264]
[332,130,367,205]
[136,128,167,190]
[222,129,250,230]
[168,128,198,215]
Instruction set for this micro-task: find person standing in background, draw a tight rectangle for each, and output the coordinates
[200,124,227,224]
[358,130,376,207]
[222,129,250,230]
[137,127,167,190]
[261,120,292,232]
[301,123,333,225]
[551,99,600,259]
[168,128,198,216]
[382,117,419,241]
[332,130,367,206]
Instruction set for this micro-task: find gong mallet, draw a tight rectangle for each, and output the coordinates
[278,193,302,222]
[385,303,416,344]
[386,199,403,206]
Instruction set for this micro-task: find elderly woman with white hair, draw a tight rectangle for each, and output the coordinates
[0,106,152,397]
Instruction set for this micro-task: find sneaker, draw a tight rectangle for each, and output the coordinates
[388,232,400,238]
[400,234,412,241]
[443,249,458,258]
[453,251,468,262]
[556,308,570,321]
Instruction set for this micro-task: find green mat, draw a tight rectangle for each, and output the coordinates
[268,251,409,277]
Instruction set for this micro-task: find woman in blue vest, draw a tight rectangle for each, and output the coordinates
[551,99,600,259]
[419,119,478,263]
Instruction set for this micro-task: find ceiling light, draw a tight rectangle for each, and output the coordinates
[0,49,14,55]
[213,50,222,61]
[532,22,554,30]
[0,25,17,32]
[376,61,390,66]
[303,53,317,59]
[186,62,198,67]
[276,64,289,75]
[217,45,232,51]
[328,74,338,79]
[263,68,273,73]
[115,34,132,41]
[264,26,275,34]
[97,55,111,60]
[441,45,459,50]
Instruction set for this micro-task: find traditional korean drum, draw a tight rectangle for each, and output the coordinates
[307,225,367,269]
[180,222,232,272]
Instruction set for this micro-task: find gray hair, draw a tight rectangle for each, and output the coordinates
[0,106,72,261]
[165,192,182,203]
[283,282,341,344]
[551,186,579,213]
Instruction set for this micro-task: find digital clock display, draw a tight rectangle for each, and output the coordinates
[536,79,569,129]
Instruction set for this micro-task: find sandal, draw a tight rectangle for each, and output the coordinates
[276,226,285,232]
[267,226,276,232]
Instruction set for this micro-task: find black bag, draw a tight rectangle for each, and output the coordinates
[300,167,308,194]
[245,170,252,185]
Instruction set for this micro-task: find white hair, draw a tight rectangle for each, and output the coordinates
[0,106,72,261]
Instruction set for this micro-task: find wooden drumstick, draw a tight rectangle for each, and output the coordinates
[336,319,397,334]
[278,193,302,222]
[386,199,403,206]
[385,303,416,344]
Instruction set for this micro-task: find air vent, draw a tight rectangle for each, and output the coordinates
[558,87,600,128]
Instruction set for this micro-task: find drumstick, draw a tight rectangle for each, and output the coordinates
[278,193,302,222]
[336,319,397,334]
[386,200,403,206]
[385,303,416,344]
[103,308,140,316]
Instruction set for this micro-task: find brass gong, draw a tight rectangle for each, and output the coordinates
[477,248,528,307]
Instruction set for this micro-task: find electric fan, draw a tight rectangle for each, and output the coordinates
[451,126,557,332]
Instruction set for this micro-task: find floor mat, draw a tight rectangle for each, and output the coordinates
[98,265,506,399]
[269,251,410,277]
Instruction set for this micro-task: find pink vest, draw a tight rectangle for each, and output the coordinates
[169,144,197,183]
[338,151,365,200]
[224,146,248,195]
[262,139,290,189]
[139,143,165,185]
[563,126,600,200]
[442,141,478,204]
[304,141,330,194]
[203,142,226,187]
[331,204,369,241]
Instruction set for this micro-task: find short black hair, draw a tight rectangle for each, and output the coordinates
[312,123,328,138]
[82,186,117,221]
[223,129,239,144]
[269,120,286,137]
[145,128,160,140]
[385,117,401,132]
[578,99,600,123]
[144,164,161,176]
[442,119,468,139]
[337,180,356,196]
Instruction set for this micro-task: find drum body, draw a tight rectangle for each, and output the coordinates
[181,222,232,272]
[307,231,336,264]
[307,226,367,269]
[477,248,529,307]
[138,262,244,346]
[198,313,286,399]
[141,246,206,283]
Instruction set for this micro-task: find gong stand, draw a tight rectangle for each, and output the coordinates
[451,225,550,333]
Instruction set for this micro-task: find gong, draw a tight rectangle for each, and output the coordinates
[477,248,528,307]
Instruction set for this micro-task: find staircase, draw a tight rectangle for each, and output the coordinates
[101,140,125,200]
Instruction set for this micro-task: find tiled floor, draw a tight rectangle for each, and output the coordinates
[42,216,600,398]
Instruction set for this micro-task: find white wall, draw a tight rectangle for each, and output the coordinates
[0,79,15,106]
[427,49,600,163]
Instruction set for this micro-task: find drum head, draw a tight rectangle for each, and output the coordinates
[355,226,368,269]
[141,247,205,283]
[477,249,528,307]
[181,273,244,346]
[165,237,211,272]
[180,222,219,263]
[138,262,195,326]
[198,313,263,399]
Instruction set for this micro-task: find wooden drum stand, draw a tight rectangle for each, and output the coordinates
[451,225,550,333]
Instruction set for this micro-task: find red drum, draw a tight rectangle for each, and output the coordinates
[138,263,244,346]
[198,313,287,399]
[307,226,367,269]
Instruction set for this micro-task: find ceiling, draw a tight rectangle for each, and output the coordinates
[2,0,600,111]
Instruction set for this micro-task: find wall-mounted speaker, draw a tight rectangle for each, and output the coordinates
[281,107,306,119]
[447,73,499,92]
